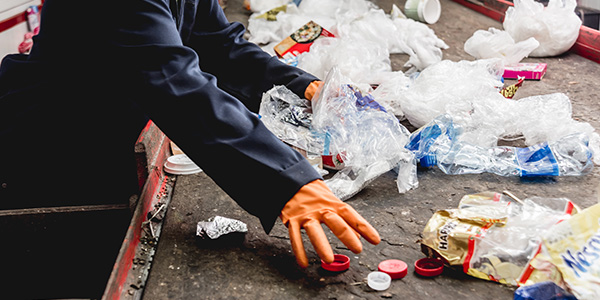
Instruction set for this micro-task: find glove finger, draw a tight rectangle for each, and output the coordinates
[338,205,381,245]
[304,219,334,264]
[322,211,362,254]
[288,221,309,268]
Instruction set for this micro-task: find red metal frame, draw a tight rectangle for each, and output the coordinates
[451,0,600,63]
[102,121,172,300]
[0,1,44,33]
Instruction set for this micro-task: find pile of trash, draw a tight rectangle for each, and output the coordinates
[247,0,597,199]
[247,0,448,80]
[421,191,600,299]
[243,1,599,297]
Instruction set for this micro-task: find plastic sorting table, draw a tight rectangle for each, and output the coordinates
[139,0,600,299]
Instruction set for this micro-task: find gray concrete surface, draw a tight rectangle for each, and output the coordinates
[143,0,600,299]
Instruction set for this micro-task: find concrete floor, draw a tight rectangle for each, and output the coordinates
[143,0,600,299]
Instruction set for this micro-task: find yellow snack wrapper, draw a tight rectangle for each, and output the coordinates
[525,203,600,299]
[421,192,578,286]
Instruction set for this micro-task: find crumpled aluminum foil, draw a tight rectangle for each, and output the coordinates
[196,216,248,239]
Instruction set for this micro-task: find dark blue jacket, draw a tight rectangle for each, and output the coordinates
[0,0,320,232]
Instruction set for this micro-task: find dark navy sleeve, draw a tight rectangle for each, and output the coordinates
[179,0,319,112]
[94,0,320,232]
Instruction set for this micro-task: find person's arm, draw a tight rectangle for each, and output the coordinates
[106,0,320,232]
[181,0,319,112]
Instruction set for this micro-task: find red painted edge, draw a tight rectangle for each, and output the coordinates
[450,0,600,64]
[0,2,43,33]
[462,223,492,274]
[517,243,543,285]
[103,122,171,300]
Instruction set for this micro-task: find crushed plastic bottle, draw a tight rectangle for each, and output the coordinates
[514,281,577,300]
[407,114,594,177]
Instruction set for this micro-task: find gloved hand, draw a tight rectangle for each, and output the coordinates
[304,80,323,101]
[280,179,381,268]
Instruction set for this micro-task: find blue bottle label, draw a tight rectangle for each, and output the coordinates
[516,143,560,176]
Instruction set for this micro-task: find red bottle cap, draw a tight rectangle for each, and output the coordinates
[378,259,408,279]
[414,257,444,277]
[321,254,350,272]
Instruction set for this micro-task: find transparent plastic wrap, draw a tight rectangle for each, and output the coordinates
[398,59,505,129]
[408,114,595,177]
[246,0,448,84]
[313,68,417,200]
[464,27,540,65]
[258,85,324,155]
[297,36,392,84]
[390,5,449,71]
[421,192,579,286]
[503,0,582,57]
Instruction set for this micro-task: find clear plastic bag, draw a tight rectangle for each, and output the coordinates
[408,114,595,177]
[503,0,582,57]
[258,68,417,200]
[258,85,324,155]
[313,68,417,199]
[464,27,540,65]
[397,59,505,129]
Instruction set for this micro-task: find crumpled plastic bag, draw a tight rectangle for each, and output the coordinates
[464,27,540,65]
[246,0,448,84]
[259,67,417,200]
[312,67,417,199]
[389,5,449,71]
[297,36,392,84]
[258,85,324,155]
[397,59,505,129]
[376,58,600,165]
[503,0,582,57]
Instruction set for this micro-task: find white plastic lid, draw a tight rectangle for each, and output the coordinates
[164,154,202,175]
[367,271,391,291]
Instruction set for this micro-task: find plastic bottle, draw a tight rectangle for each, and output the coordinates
[514,281,577,300]
[407,115,594,177]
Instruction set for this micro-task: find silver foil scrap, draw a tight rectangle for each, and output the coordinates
[196,216,248,239]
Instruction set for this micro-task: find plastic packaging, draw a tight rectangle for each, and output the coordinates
[260,67,417,200]
[420,192,579,286]
[390,5,449,71]
[313,68,417,199]
[258,85,324,155]
[503,0,582,57]
[407,114,594,177]
[397,59,505,129]
[246,0,448,84]
[526,203,600,299]
[464,28,540,65]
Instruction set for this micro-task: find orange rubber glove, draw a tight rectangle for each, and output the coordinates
[280,179,381,268]
[304,80,323,101]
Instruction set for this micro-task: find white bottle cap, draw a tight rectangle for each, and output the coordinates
[164,154,202,175]
[367,271,391,291]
